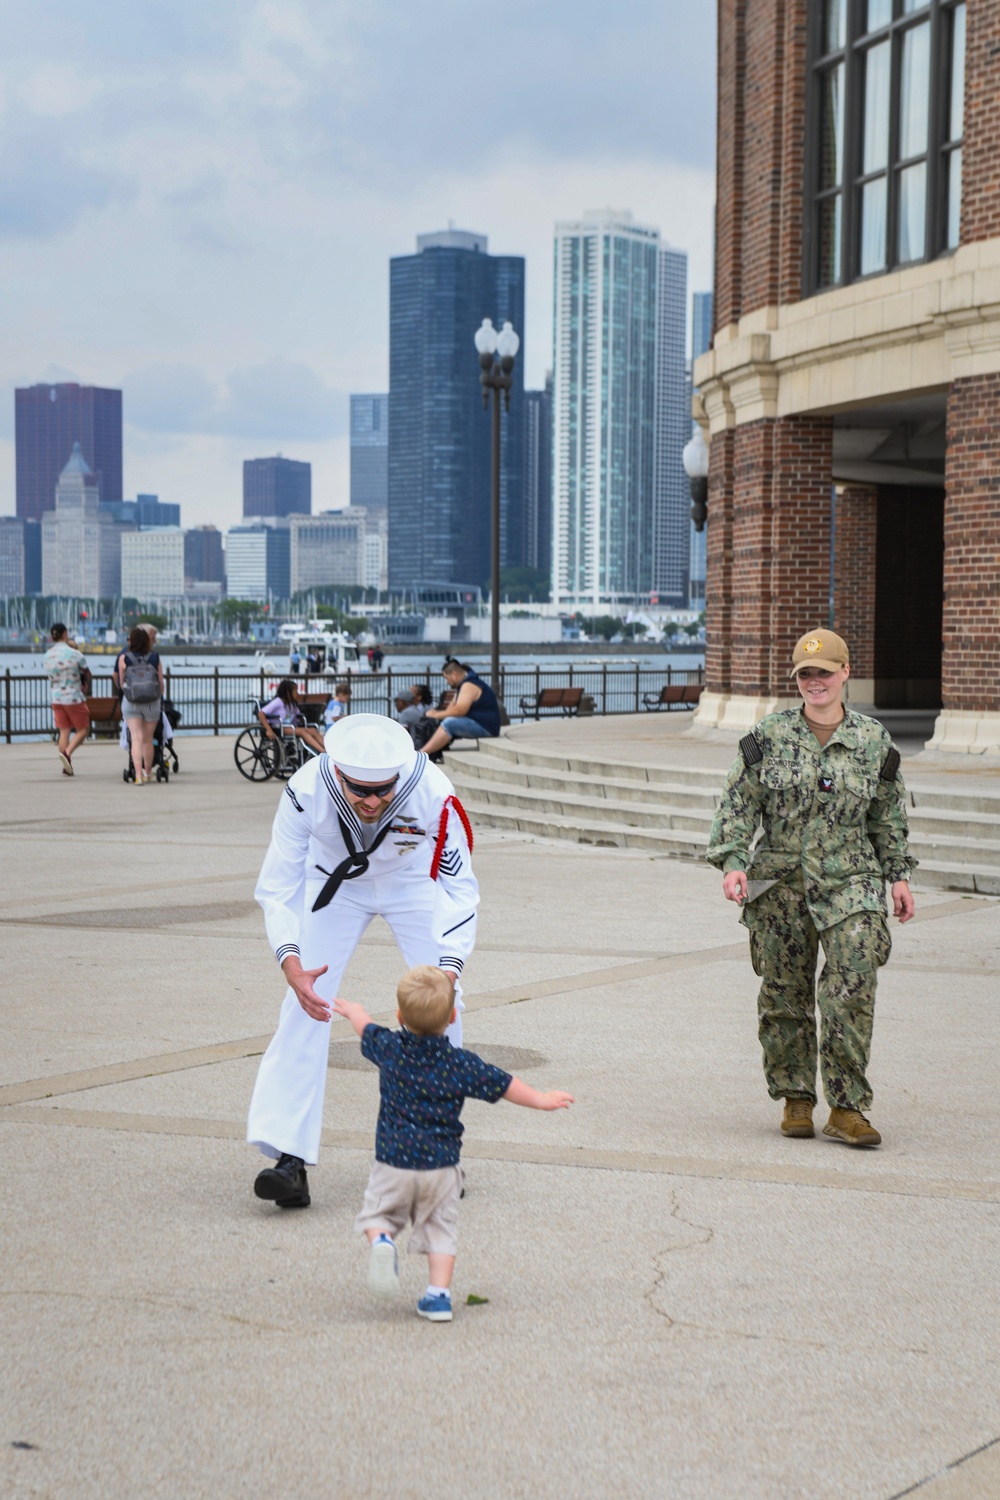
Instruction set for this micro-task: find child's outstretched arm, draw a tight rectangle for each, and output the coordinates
[331,996,373,1038]
[503,1077,574,1111]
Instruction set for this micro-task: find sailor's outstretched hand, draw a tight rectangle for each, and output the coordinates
[281,956,331,1022]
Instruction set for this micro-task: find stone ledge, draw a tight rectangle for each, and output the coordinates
[927,709,1000,757]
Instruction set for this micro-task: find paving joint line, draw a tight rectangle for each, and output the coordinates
[2,1105,996,1205]
[0,897,984,1109]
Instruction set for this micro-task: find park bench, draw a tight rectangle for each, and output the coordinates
[642,683,704,712]
[298,692,329,726]
[86,696,122,738]
[518,686,585,719]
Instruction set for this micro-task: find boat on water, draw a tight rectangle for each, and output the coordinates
[256,623,370,677]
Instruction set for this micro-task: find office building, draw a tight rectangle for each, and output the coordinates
[350,395,389,510]
[652,245,691,607]
[121,529,185,600]
[692,293,714,366]
[101,494,181,528]
[184,526,225,589]
[16,383,123,522]
[688,291,715,611]
[23,521,41,594]
[523,376,553,576]
[551,211,689,609]
[41,443,131,597]
[0,518,26,595]
[693,0,999,753]
[289,512,366,594]
[225,523,291,602]
[243,456,311,519]
[388,229,525,591]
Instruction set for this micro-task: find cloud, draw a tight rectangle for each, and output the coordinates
[0,121,134,238]
[216,358,344,440]
[124,358,344,441]
[124,364,217,433]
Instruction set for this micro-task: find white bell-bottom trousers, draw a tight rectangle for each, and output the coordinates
[247,880,464,1164]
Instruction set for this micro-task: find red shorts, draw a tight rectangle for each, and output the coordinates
[53,703,90,732]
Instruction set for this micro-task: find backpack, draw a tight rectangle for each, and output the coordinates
[123,652,160,703]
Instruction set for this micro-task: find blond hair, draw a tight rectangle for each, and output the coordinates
[397,965,454,1036]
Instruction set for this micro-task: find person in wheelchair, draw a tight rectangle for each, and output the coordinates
[257,680,326,757]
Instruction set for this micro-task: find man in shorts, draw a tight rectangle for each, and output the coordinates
[43,623,90,776]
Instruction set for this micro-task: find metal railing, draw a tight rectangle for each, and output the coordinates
[1,663,705,742]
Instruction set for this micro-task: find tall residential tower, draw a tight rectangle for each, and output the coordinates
[551,211,688,610]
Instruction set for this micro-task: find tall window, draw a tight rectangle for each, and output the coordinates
[807,0,966,294]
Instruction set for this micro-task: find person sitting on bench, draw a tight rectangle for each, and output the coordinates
[418,658,500,758]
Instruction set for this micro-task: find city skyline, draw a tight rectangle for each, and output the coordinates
[0,3,715,531]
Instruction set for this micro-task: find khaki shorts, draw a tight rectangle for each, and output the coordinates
[354,1160,462,1256]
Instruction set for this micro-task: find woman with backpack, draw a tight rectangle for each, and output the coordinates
[117,626,164,784]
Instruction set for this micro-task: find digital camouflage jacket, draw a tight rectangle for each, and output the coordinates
[706,708,915,930]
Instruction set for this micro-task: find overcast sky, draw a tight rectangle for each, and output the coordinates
[0,0,717,529]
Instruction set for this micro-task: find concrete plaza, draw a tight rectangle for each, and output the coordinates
[1,728,998,1500]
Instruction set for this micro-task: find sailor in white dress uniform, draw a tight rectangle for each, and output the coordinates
[248,715,479,1208]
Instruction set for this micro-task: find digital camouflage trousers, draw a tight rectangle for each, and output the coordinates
[744,880,891,1111]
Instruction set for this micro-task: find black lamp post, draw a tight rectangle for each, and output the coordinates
[474,316,520,698]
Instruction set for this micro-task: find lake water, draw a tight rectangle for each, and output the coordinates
[1,648,704,677]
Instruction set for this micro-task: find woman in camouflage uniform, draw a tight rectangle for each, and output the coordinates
[707,629,915,1147]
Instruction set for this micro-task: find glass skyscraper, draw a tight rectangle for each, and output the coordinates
[388,230,525,592]
[653,247,691,608]
[692,292,714,364]
[243,456,311,518]
[551,212,689,610]
[523,375,553,576]
[16,383,123,521]
[350,394,389,510]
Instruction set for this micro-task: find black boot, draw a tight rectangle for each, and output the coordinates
[254,1153,310,1208]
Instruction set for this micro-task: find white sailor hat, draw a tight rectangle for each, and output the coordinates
[323,713,416,782]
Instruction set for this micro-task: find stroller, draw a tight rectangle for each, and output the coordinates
[122,700,181,783]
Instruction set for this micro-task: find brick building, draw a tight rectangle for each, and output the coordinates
[694,0,1000,753]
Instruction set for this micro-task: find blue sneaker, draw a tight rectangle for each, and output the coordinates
[416,1292,452,1323]
[367,1236,399,1300]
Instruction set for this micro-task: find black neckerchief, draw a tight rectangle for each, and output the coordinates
[312,813,396,911]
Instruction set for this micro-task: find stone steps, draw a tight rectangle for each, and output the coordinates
[449,739,1000,896]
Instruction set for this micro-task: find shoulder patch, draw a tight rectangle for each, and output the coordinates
[739,731,764,768]
[284,784,305,813]
[880,747,901,783]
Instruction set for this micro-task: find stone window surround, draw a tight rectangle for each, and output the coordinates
[694,233,1000,436]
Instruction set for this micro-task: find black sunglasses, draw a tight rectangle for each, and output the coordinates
[339,772,399,800]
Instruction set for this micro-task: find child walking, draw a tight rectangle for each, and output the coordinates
[333,966,573,1322]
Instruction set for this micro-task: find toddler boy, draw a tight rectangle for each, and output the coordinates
[333,966,573,1322]
[324,683,351,729]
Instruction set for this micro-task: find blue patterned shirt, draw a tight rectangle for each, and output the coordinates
[361,1024,512,1170]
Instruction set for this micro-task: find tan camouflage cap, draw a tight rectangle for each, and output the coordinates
[789,628,850,677]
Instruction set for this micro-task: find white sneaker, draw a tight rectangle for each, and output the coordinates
[368,1236,400,1300]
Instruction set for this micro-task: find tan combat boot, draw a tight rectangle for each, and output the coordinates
[822,1107,881,1147]
[780,1099,815,1138]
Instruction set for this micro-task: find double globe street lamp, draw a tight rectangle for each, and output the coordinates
[474,316,520,698]
[683,425,710,531]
